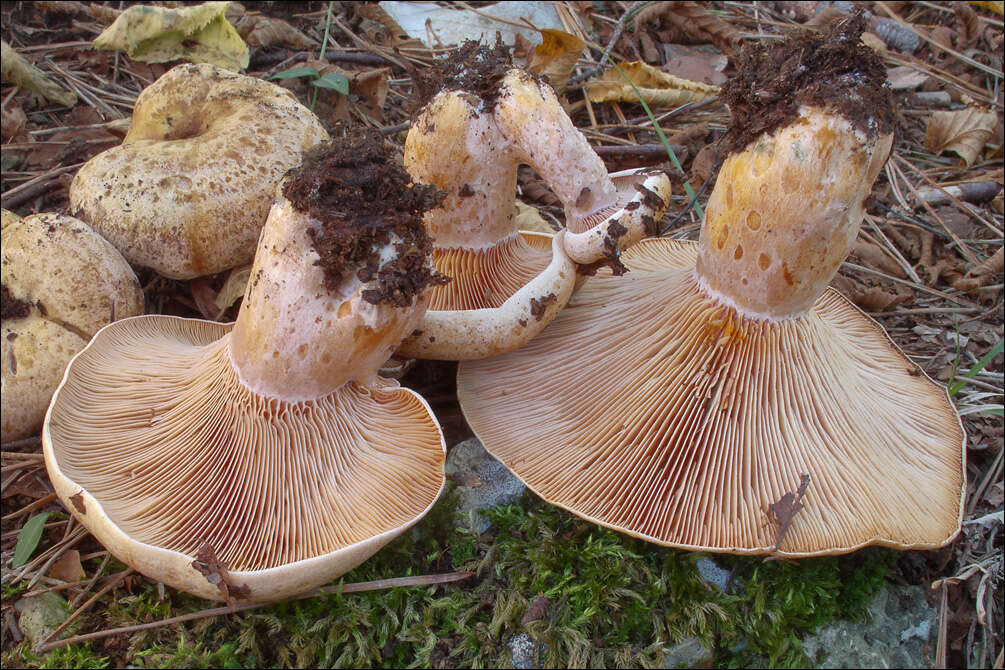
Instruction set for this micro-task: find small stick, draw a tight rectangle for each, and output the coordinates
[36,571,473,653]
[36,569,133,649]
[1,492,58,522]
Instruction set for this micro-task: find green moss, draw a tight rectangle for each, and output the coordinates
[2,495,896,669]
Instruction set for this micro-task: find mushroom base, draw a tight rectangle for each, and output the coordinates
[44,315,446,601]
[457,238,965,556]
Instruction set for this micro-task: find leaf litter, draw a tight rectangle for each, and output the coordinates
[1,1,1002,668]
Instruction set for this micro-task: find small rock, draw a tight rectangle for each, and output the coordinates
[445,437,525,534]
[696,557,734,593]
[16,592,70,646]
[801,584,937,669]
[508,632,539,669]
[664,636,714,668]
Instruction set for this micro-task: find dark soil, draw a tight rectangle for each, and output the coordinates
[283,128,448,307]
[410,38,514,114]
[0,285,31,321]
[722,11,894,154]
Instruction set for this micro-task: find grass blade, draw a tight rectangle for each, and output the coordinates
[12,512,50,567]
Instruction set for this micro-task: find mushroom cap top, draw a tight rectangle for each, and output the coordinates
[2,212,143,441]
[44,316,446,601]
[696,106,893,319]
[69,63,329,279]
[457,238,965,555]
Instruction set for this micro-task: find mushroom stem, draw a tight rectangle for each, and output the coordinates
[695,107,893,320]
[228,196,428,400]
[493,71,618,224]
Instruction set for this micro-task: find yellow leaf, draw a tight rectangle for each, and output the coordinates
[0,40,77,107]
[969,1,1004,15]
[527,28,585,93]
[93,1,249,71]
[514,201,555,234]
[925,108,999,166]
[585,61,718,108]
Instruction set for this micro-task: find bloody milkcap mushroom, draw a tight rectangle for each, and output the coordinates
[457,20,965,556]
[44,130,447,601]
[2,211,143,442]
[396,43,672,360]
[69,63,329,280]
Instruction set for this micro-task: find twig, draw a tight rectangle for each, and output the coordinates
[1,493,58,522]
[36,571,473,653]
[36,569,133,650]
[568,1,649,86]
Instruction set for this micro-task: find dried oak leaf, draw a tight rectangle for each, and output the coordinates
[635,1,741,55]
[925,108,999,166]
[93,1,249,71]
[526,28,584,93]
[233,14,317,50]
[585,61,718,107]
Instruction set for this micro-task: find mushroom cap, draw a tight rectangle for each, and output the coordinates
[44,315,446,601]
[2,212,143,441]
[69,63,329,279]
[457,238,965,555]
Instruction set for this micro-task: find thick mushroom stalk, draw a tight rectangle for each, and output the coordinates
[398,63,669,359]
[44,134,447,601]
[457,21,965,556]
[696,107,893,319]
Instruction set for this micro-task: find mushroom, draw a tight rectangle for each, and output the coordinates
[69,63,329,280]
[397,44,671,359]
[456,22,965,556]
[2,210,143,442]
[44,131,447,601]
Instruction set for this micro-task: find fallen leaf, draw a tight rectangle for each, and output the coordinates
[521,596,550,625]
[1,104,27,140]
[47,550,85,584]
[514,201,555,234]
[93,1,249,71]
[527,28,584,93]
[233,14,316,50]
[661,45,727,86]
[886,65,928,90]
[925,108,999,166]
[969,1,1004,16]
[0,41,77,107]
[12,513,50,568]
[214,264,251,313]
[635,1,741,54]
[585,61,718,108]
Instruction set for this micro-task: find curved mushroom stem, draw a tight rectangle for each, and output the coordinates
[397,232,575,359]
[229,195,428,400]
[695,107,893,320]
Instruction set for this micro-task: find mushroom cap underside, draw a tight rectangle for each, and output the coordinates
[428,230,552,311]
[44,315,445,601]
[457,238,965,556]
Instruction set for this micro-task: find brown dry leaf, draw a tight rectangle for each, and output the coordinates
[514,201,555,233]
[0,40,77,107]
[214,264,251,313]
[352,68,390,123]
[357,2,420,47]
[585,61,718,107]
[93,1,249,71]
[635,1,741,54]
[527,28,584,93]
[662,45,727,86]
[1,104,27,140]
[233,14,316,50]
[886,65,928,90]
[47,550,85,584]
[925,108,999,166]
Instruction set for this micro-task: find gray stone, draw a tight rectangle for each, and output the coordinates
[508,632,538,669]
[696,557,734,593]
[16,592,70,646]
[664,636,714,668]
[801,584,937,669]
[445,437,526,534]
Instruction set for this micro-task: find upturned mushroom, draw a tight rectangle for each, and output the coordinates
[69,63,329,279]
[44,131,447,601]
[2,210,143,442]
[457,21,966,556]
[397,43,672,360]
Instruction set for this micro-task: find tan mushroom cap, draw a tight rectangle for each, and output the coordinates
[69,63,329,279]
[44,316,444,601]
[2,212,143,441]
[457,238,965,555]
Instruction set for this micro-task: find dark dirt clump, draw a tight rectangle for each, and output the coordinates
[1,284,31,321]
[283,128,449,308]
[529,293,558,320]
[411,39,514,114]
[722,11,894,154]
